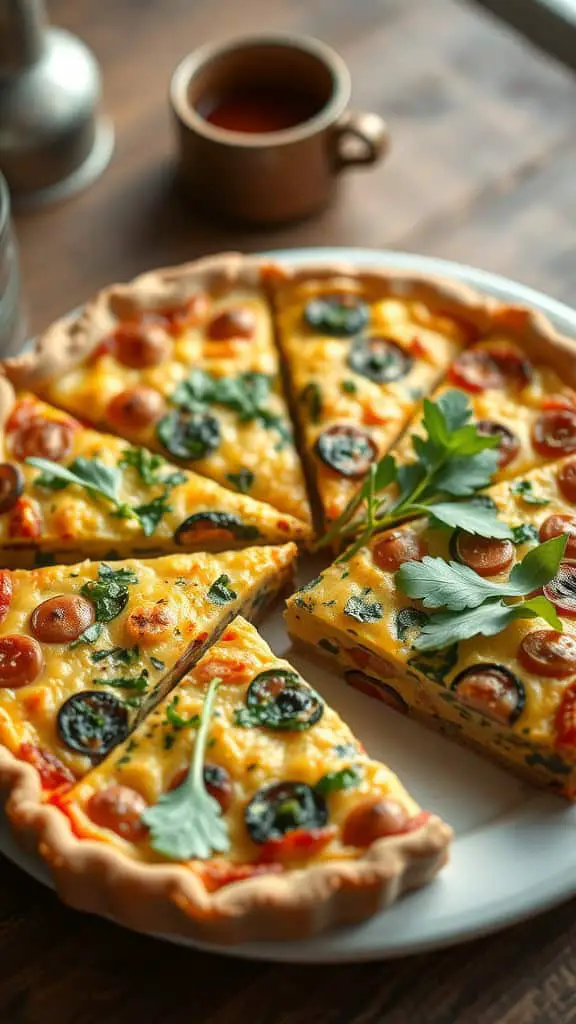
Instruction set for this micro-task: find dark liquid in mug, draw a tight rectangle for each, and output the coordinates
[200,86,321,134]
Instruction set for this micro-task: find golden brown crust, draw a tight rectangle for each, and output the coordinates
[3,739,451,944]
[265,260,576,386]
[5,253,576,391]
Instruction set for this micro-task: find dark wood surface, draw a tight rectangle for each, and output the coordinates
[6,1,576,1021]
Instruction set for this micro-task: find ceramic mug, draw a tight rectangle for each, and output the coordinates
[170,34,389,224]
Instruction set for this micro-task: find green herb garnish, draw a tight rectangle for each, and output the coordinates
[397,534,567,650]
[94,671,149,692]
[510,480,550,506]
[118,447,167,485]
[226,468,254,494]
[91,645,140,665]
[316,391,508,560]
[299,381,323,423]
[511,523,539,545]
[171,370,291,448]
[142,679,229,860]
[165,698,201,730]
[207,574,237,605]
[315,765,362,795]
[80,563,138,623]
[344,594,384,623]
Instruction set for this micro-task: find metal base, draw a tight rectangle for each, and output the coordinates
[11,117,115,211]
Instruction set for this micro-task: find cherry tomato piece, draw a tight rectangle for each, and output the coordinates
[201,861,283,892]
[453,532,515,577]
[124,601,176,645]
[87,784,149,841]
[372,529,426,572]
[539,514,576,560]
[8,497,42,540]
[448,345,532,393]
[518,630,576,678]
[557,459,576,504]
[10,417,75,462]
[475,420,520,469]
[111,321,172,368]
[258,826,337,864]
[0,463,24,513]
[30,595,95,644]
[0,571,13,625]
[342,798,410,846]
[532,409,576,458]
[107,387,165,431]
[542,563,576,619]
[555,683,576,749]
[0,635,44,688]
[451,663,524,725]
[206,308,256,341]
[19,742,74,790]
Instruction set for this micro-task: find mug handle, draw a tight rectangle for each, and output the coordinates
[331,111,389,171]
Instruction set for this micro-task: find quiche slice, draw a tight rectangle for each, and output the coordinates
[4,254,311,525]
[391,309,576,484]
[0,383,310,567]
[14,617,451,944]
[286,462,576,797]
[0,543,295,806]
[267,263,483,526]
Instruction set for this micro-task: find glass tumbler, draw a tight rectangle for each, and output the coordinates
[0,173,25,357]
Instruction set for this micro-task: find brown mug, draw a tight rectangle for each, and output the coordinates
[170,34,389,225]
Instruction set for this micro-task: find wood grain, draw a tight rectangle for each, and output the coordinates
[5,0,576,1021]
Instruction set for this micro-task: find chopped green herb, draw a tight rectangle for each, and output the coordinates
[118,447,167,485]
[170,369,291,448]
[299,381,323,423]
[165,699,201,730]
[94,671,149,693]
[69,622,103,648]
[510,480,550,506]
[344,594,384,623]
[341,379,357,395]
[315,765,362,795]
[207,574,237,605]
[511,523,539,545]
[91,646,140,665]
[226,468,255,494]
[81,563,138,623]
[133,492,173,536]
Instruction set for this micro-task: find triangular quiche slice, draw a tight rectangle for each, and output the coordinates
[266,263,484,526]
[0,382,310,567]
[0,544,296,807]
[4,254,311,525]
[286,457,576,798]
[14,617,451,944]
[391,306,576,483]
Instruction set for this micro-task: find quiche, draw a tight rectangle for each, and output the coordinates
[285,457,576,797]
[268,263,476,525]
[14,617,451,944]
[391,316,576,484]
[5,255,311,525]
[0,543,295,807]
[0,382,310,567]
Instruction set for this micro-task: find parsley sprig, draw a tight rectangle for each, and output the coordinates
[316,391,508,560]
[397,534,567,651]
[142,679,229,861]
[27,453,186,537]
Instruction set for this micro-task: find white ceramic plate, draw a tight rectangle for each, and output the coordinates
[2,248,576,964]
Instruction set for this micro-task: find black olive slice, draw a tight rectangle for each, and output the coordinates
[57,691,129,757]
[245,781,328,844]
[246,668,324,731]
[156,411,221,461]
[451,663,525,726]
[174,510,260,546]
[314,424,377,478]
[395,608,429,643]
[348,337,413,383]
[304,295,369,337]
[0,463,24,514]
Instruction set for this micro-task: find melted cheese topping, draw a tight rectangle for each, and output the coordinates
[0,394,310,565]
[60,618,419,867]
[393,337,575,482]
[40,289,311,523]
[286,464,576,796]
[273,277,470,522]
[0,545,295,780]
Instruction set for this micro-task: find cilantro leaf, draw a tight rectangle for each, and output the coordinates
[414,594,562,651]
[142,679,229,860]
[397,535,567,611]
[431,449,500,497]
[27,456,122,505]
[425,502,513,538]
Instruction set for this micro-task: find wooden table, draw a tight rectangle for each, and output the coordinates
[6,1,576,1021]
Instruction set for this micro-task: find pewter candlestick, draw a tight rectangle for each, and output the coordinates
[0,0,114,206]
